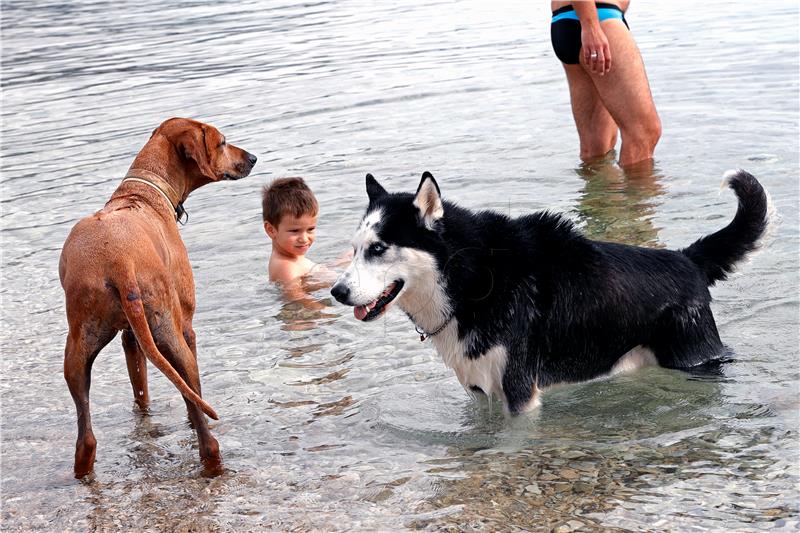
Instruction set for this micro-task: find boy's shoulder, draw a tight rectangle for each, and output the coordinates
[269,254,316,284]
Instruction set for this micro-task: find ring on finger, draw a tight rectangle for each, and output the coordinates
[590,51,598,59]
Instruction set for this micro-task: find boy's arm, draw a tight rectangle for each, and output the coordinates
[302,248,353,289]
[278,277,327,311]
[330,248,354,268]
[270,258,327,310]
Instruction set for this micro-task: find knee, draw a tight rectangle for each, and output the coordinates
[580,130,618,159]
[630,114,661,149]
[646,115,662,147]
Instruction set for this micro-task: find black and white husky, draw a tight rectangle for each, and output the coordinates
[331,170,771,413]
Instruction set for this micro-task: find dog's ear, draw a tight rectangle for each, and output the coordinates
[366,173,387,203]
[414,171,443,230]
[176,124,217,181]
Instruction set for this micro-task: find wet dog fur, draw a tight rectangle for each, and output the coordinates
[331,170,771,413]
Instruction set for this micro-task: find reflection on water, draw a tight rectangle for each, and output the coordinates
[575,153,666,247]
[2,0,798,530]
[275,297,338,332]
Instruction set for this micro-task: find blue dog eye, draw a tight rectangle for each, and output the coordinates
[368,243,387,255]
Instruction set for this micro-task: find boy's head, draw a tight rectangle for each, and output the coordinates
[262,177,319,257]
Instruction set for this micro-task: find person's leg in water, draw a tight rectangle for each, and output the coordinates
[585,18,661,168]
[552,5,661,168]
[563,64,618,161]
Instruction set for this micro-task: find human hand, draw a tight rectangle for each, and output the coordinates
[333,248,354,267]
[581,25,612,75]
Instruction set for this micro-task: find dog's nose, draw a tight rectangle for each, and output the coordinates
[330,283,350,304]
[246,153,257,166]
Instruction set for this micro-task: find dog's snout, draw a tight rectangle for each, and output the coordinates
[229,150,257,180]
[330,283,350,304]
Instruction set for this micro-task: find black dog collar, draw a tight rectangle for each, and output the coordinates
[407,312,455,342]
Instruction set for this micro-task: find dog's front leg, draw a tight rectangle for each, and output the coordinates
[500,331,541,414]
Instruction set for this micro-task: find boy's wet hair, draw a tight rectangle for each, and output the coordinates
[262,177,319,226]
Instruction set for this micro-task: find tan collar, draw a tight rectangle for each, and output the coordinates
[122,168,185,222]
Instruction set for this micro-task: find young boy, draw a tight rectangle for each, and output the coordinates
[262,177,320,285]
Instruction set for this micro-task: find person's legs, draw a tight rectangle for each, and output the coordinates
[563,63,619,161]
[583,20,661,167]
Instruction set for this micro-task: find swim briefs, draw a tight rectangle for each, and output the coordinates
[550,2,629,65]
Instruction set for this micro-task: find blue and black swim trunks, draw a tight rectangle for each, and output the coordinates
[550,2,629,64]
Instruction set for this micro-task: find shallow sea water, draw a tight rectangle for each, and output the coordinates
[1,0,798,531]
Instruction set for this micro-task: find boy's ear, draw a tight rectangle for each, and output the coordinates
[366,173,387,204]
[264,221,277,239]
[414,171,443,230]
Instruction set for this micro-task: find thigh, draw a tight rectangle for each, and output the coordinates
[563,63,616,135]
[584,20,658,132]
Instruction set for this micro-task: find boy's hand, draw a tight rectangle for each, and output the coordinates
[333,248,354,267]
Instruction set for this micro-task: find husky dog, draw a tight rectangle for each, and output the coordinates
[331,170,771,413]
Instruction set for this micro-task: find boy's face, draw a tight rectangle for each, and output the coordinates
[265,213,317,258]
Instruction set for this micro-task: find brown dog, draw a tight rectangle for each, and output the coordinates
[59,118,256,477]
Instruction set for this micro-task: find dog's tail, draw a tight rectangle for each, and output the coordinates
[682,169,773,286]
[118,275,219,420]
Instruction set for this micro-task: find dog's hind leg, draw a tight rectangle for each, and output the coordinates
[648,304,726,369]
[154,320,221,473]
[63,320,117,477]
[122,329,149,410]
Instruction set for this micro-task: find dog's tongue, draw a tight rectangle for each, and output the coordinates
[354,305,368,321]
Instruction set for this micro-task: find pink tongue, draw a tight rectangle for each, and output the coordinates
[354,305,368,320]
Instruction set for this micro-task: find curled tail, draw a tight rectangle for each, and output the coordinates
[682,169,772,286]
[119,275,219,420]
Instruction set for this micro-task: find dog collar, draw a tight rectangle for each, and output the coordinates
[407,311,455,342]
[123,169,188,224]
